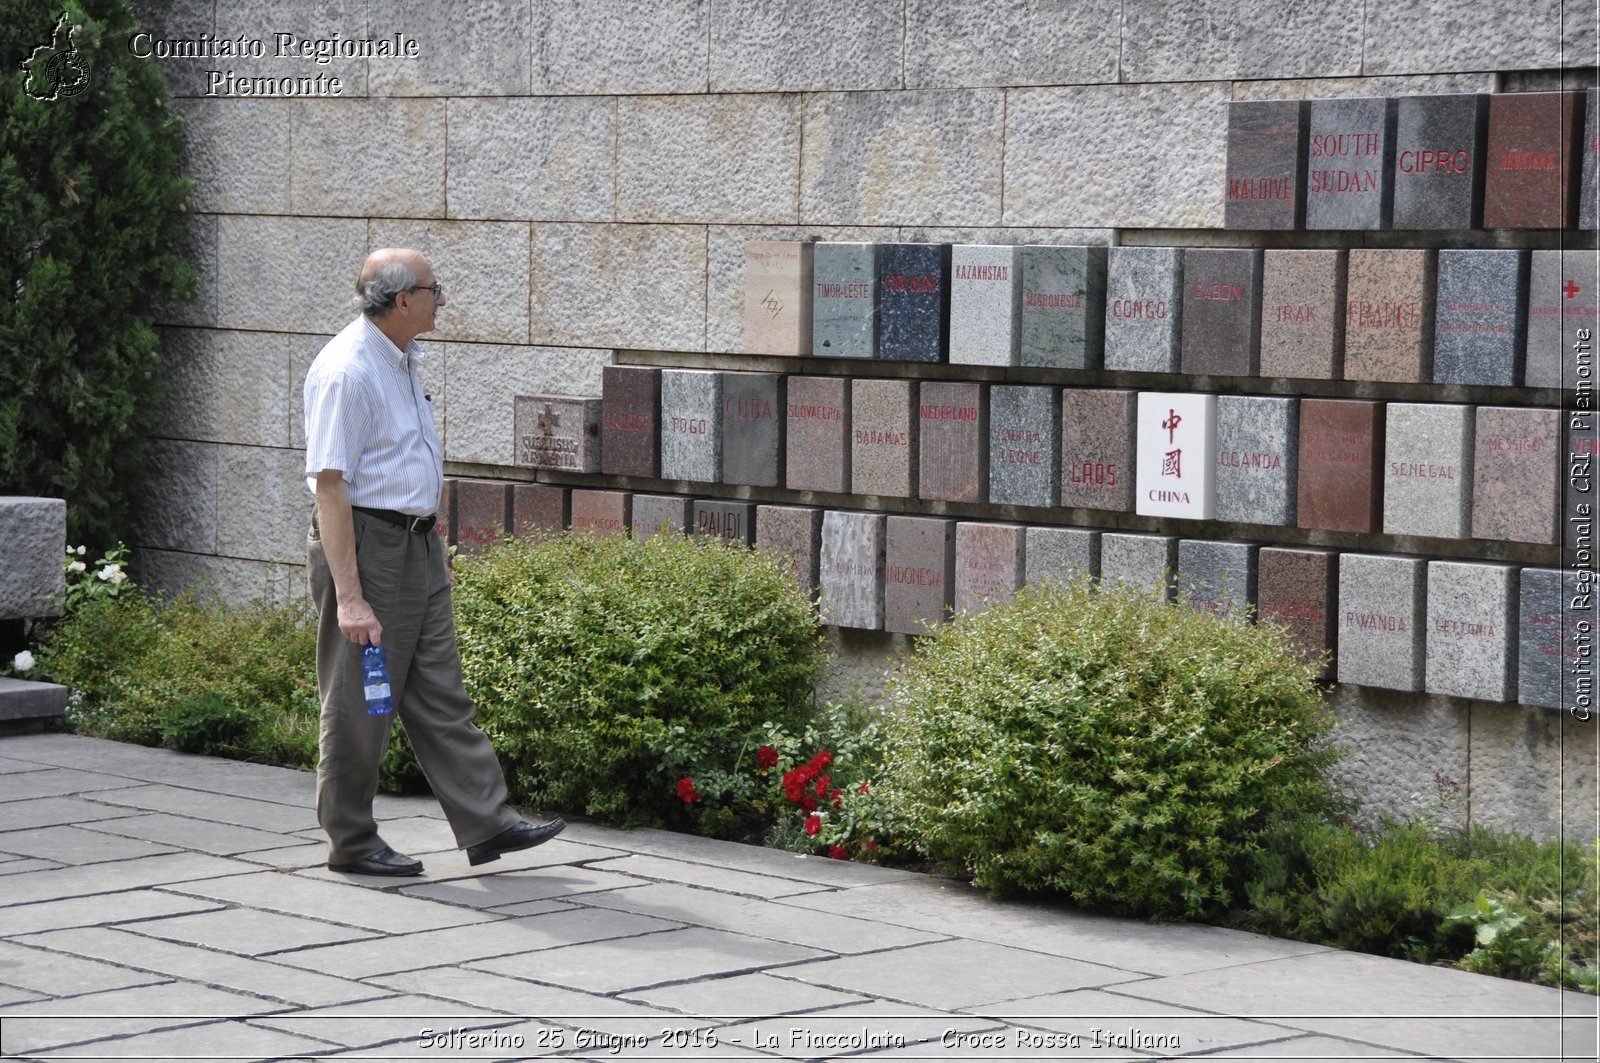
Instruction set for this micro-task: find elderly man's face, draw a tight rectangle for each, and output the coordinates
[397,258,445,334]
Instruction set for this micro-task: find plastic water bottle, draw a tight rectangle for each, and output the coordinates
[361,644,394,716]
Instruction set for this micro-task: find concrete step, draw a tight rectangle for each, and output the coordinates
[0,677,68,732]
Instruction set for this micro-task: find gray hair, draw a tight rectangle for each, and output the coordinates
[355,258,419,316]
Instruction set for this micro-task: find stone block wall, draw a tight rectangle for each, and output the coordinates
[125,0,1598,838]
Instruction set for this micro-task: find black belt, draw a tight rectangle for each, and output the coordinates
[354,506,437,534]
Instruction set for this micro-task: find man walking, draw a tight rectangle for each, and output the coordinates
[302,247,563,876]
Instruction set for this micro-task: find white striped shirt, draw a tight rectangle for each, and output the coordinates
[303,315,444,517]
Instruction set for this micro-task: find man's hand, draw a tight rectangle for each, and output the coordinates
[337,596,383,647]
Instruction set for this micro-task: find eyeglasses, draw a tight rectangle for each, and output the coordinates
[405,282,444,302]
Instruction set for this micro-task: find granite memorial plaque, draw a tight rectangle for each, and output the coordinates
[1019,245,1107,369]
[1472,406,1560,545]
[631,494,692,539]
[601,365,660,479]
[1382,402,1474,539]
[1518,567,1599,710]
[1135,392,1218,520]
[1180,248,1262,377]
[1569,419,1600,571]
[954,522,1024,615]
[919,381,987,503]
[721,371,786,488]
[1061,388,1136,512]
[785,376,851,494]
[743,241,813,357]
[1433,249,1528,386]
[1260,249,1346,380]
[851,379,917,498]
[1584,88,1600,230]
[511,483,567,536]
[659,369,722,483]
[1483,91,1581,230]
[1392,93,1488,230]
[1258,547,1337,675]
[1306,96,1396,230]
[1224,99,1308,230]
[756,504,823,598]
[1177,539,1256,618]
[570,489,631,538]
[693,498,754,546]
[1022,526,1099,587]
[1337,553,1426,692]
[1343,249,1436,383]
[1526,250,1600,389]
[1099,532,1175,600]
[949,244,1022,367]
[813,242,879,360]
[885,515,956,634]
[988,385,1060,509]
[1426,561,1517,701]
[1216,395,1297,526]
[454,479,511,555]
[877,243,951,364]
[1103,247,1181,373]
[1297,398,1384,534]
[820,510,886,630]
[513,395,602,473]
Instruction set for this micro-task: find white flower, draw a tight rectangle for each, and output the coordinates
[76,545,87,555]
[97,564,127,585]
[12,651,35,673]
[67,561,86,574]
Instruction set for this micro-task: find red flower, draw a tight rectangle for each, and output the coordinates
[756,745,779,769]
[828,845,850,860]
[859,838,878,853]
[814,774,831,799]
[804,813,822,836]
[858,781,871,795]
[798,793,817,813]
[829,788,843,809]
[676,776,700,803]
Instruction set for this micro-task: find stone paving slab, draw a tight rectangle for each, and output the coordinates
[0,938,164,998]
[0,795,147,832]
[625,970,869,1018]
[86,782,321,832]
[575,823,920,886]
[0,767,137,803]
[124,904,381,957]
[400,863,648,909]
[0,856,61,876]
[0,851,258,906]
[0,981,288,1057]
[157,869,502,934]
[0,823,180,866]
[585,852,838,899]
[77,809,317,856]
[0,889,222,937]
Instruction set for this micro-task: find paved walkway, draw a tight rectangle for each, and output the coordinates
[0,733,1594,1062]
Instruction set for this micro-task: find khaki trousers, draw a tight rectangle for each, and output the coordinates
[308,509,518,864]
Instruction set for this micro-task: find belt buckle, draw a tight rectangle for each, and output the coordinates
[406,514,430,534]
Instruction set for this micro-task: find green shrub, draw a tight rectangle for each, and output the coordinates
[453,531,826,826]
[876,578,1339,920]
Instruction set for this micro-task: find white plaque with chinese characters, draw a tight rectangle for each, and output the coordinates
[1135,392,1218,520]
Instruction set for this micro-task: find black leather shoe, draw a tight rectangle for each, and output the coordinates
[467,818,566,866]
[328,846,424,876]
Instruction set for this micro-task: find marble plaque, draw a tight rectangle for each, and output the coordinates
[949,244,1022,367]
[659,369,722,483]
[813,241,878,360]
[1526,250,1600,389]
[513,395,602,473]
[1135,392,1218,520]
[1104,246,1181,373]
[511,483,567,536]
[1099,532,1175,600]
[1023,526,1099,587]
[954,522,1024,615]
[1483,91,1582,230]
[1585,88,1600,230]
[756,504,823,599]
[820,510,886,630]
[1306,96,1396,230]
[1382,402,1474,539]
[1471,406,1560,545]
[1224,99,1308,230]
[988,385,1060,508]
[1343,249,1436,383]
[1215,395,1297,526]
[1258,547,1337,676]
[919,381,987,503]
[1433,249,1529,387]
[1337,553,1427,692]
[1180,248,1262,377]
[693,498,754,546]
[1177,539,1256,618]
[885,515,955,634]
[721,371,786,488]
[1060,388,1136,513]
[454,479,511,555]
[785,376,851,494]
[1260,249,1346,380]
[1019,245,1107,369]
[631,494,692,539]
[1392,93,1488,230]
[1297,398,1384,534]
[877,243,951,364]
[601,365,660,479]
[570,489,631,538]
[1518,567,1599,710]
[1426,561,1517,701]
[850,378,917,498]
[743,240,813,357]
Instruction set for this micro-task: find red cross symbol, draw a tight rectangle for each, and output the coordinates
[1565,280,1581,300]
[537,402,560,432]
